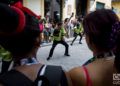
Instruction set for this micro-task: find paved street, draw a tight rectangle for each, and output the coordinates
[37,37,93,71]
[0,37,92,72]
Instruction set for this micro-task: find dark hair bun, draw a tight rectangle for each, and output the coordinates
[0,3,19,33]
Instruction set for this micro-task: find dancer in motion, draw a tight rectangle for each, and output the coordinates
[71,23,83,45]
[47,22,70,60]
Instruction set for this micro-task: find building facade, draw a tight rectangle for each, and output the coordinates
[62,0,76,20]
[112,0,120,18]
[23,0,44,18]
[76,0,89,17]
[23,0,76,21]
[23,0,113,20]
[89,0,112,12]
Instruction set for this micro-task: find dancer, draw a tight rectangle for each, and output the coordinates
[0,3,71,86]
[71,23,83,45]
[47,22,70,60]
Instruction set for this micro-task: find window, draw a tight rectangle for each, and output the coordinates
[96,2,105,10]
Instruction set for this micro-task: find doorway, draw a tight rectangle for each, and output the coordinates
[76,0,88,17]
[44,0,63,22]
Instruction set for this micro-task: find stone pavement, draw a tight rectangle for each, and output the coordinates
[37,37,93,71]
[0,37,93,72]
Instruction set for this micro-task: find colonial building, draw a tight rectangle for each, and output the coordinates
[23,0,76,21]
[22,0,112,20]
[89,0,112,12]
[23,0,44,18]
[76,0,88,17]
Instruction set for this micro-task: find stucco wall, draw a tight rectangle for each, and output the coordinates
[90,0,112,11]
[63,0,76,20]
[112,2,120,18]
[23,0,76,20]
[96,0,111,9]
[23,0,44,18]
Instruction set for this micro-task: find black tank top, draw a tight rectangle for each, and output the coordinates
[0,65,68,86]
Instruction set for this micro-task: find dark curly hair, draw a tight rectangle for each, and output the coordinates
[0,3,40,57]
[83,9,120,72]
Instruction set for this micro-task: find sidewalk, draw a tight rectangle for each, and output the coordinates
[40,37,85,47]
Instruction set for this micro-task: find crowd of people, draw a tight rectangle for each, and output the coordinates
[39,14,84,44]
[0,1,120,86]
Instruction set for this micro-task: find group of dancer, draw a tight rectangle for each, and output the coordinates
[0,1,120,86]
[0,1,84,75]
[47,13,84,60]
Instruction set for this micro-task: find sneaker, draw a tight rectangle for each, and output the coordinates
[64,54,70,56]
[47,57,51,60]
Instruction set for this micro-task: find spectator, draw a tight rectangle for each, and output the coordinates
[39,19,45,44]
[64,13,74,38]
[0,3,71,86]
[44,21,52,43]
[69,20,75,37]
[49,23,56,42]
[69,9,120,86]
[0,45,12,74]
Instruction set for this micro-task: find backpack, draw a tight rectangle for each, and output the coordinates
[0,65,68,86]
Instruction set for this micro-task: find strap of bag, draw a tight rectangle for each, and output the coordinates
[34,65,49,86]
[0,65,68,86]
[42,65,68,86]
[0,70,33,86]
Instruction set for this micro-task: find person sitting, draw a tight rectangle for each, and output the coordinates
[0,3,71,86]
[68,9,120,86]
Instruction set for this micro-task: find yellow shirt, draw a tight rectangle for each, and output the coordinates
[53,27,66,41]
[0,46,12,61]
[74,25,83,34]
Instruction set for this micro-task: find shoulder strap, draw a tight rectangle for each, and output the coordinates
[42,65,68,86]
[83,66,92,86]
[34,65,50,86]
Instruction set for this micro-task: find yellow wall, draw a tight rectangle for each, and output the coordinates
[112,2,120,18]
[87,0,90,13]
